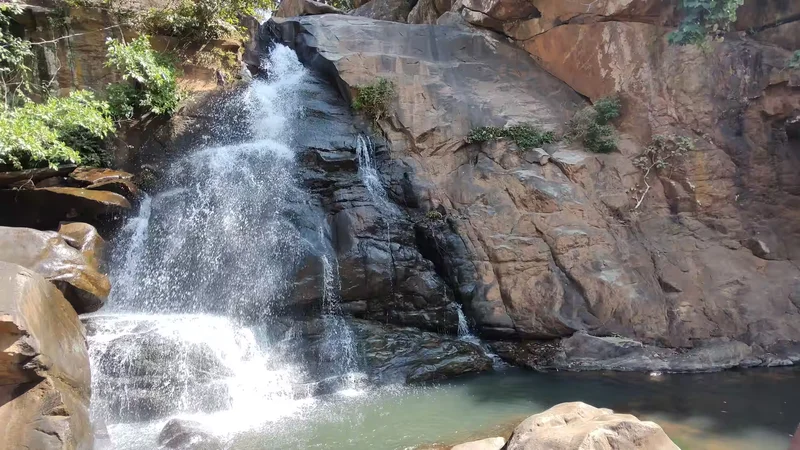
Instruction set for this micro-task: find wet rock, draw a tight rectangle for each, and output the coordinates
[158,419,223,450]
[69,167,134,185]
[0,225,110,313]
[0,261,91,450]
[451,437,506,450]
[351,319,493,383]
[286,71,458,332]
[86,320,235,421]
[87,178,140,201]
[57,222,106,269]
[493,332,797,372]
[0,187,130,229]
[0,165,77,188]
[506,402,679,450]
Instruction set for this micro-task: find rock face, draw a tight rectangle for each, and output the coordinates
[0,261,92,450]
[288,71,461,333]
[505,402,678,450]
[270,3,800,370]
[0,225,110,313]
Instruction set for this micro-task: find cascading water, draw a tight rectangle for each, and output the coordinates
[85,44,361,448]
[453,303,506,369]
[355,134,396,297]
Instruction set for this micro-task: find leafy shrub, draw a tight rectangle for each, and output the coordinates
[566,96,621,153]
[669,0,744,46]
[466,124,556,150]
[632,134,695,209]
[634,134,695,172]
[140,0,275,42]
[352,78,395,123]
[425,210,444,221]
[789,51,800,69]
[0,90,113,169]
[106,36,182,119]
[193,47,241,83]
[0,1,33,106]
[327,0,354,10]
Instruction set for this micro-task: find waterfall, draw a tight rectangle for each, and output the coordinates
[86,44,360,446]
[355,134,396,297]
[455,303,472,339]
[452,302,506,369]
[356,134,385,204]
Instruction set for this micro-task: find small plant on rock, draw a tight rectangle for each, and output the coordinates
[425,210,444,222]
[669,0,744,46]
[789,51,800,69]
[566,96,621,153]
[352,78,395,123]
[466,124,556,150]
[632,134,695,209]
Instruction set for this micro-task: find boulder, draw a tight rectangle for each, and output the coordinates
[273,0,343,18]
[69,167,134,185]
[353,0,413,22]
[506,402,679,450]
[158,419,223,450]
[57,222,106,269]
[0,261,92,450]
[0,187,130,229]
[350,319,493,383]
[451,437,506,450]
[0,225,110,314]
[0,165,76,188]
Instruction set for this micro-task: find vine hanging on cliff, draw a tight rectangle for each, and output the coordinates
[669,0,744,46]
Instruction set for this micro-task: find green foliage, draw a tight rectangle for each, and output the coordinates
[327,0,354,10]
[0,90,114,169]
[466,124,556,150]
[634,134,695,172]
[106,36,182,118]
[669,0,744,46]
[140,0,275,42]
[193,47,241,83]
[425,210,444,221]
[0,1,33,106]
[789,51,800,69]
[352,78,395,123]
[566,96,621,153]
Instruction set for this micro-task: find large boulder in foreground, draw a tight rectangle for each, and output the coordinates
[505,402,678,450]
[0,261,92,450]
[0,225,109,313]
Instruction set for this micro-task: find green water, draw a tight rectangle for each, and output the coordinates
[228,367,799,449]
